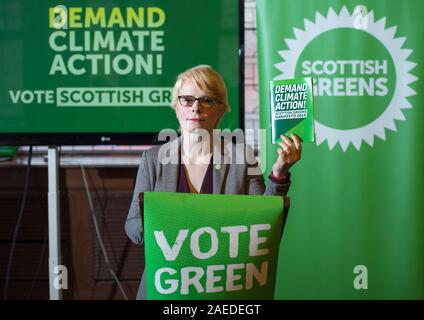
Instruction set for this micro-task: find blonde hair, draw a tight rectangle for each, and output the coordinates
[171,65,230,112]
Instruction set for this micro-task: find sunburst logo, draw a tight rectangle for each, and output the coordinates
[275,6,418,151]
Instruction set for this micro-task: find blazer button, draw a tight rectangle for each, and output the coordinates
[215,164,221,170]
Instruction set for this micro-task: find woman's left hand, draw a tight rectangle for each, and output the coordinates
[272,134,302,178]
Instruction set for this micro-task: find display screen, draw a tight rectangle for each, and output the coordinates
[0,0,243,145]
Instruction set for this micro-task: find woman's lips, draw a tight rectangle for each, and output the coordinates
[187,118,205,122]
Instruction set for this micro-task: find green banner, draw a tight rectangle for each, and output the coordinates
[257,1,424,299]
[143,192,284,300]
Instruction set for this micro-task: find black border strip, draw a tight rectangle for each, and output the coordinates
[0,133,162,146]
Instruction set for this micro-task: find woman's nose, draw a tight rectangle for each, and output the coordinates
[190,100,202,112]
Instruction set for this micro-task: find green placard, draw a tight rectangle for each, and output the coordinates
[0,0,240,138]
[270,77,315,143]
[143,192,284,300]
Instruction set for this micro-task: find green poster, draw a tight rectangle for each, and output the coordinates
[143,192,284,300]
[270,77,315,143]
[257,1,424,299]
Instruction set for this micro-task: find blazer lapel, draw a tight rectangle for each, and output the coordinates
[159,136,181,192]
[213,139,231,194]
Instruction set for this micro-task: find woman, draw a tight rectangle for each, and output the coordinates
[125,64,302,299]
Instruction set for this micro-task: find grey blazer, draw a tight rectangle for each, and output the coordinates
[125,136,291,299]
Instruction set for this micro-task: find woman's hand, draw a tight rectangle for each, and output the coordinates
[272,134,302,178]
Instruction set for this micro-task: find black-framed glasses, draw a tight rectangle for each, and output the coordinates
[178,95,222,108]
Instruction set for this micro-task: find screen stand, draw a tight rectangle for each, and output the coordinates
[48,146,62,300]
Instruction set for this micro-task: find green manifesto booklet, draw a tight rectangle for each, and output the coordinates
[270,77,315,143]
